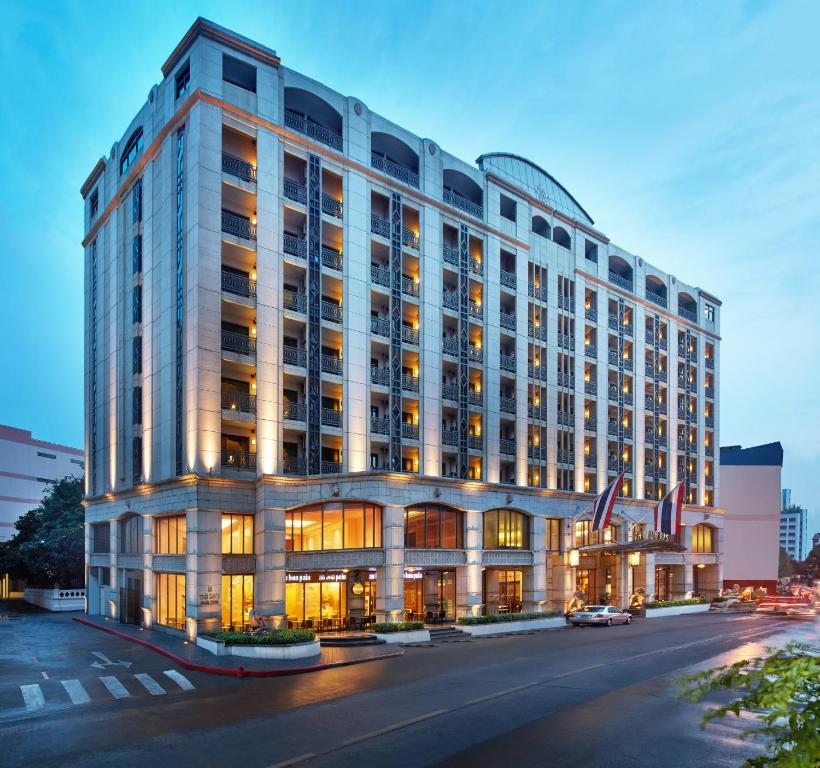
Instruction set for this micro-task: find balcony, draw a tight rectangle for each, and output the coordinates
[442,429,459,446]
[527,363,546,380]
[442,244,459,267]
[705,385,714,399]
[321,247,343,272]
[222,450,256,472]
[468,390,483,407]
[705,357,714,370]
[528,323,548,341]
[607,421,619,437]
[402,276,419,298]
[469,257,483,276]
[558,449,574,465]
[645,362,655,378]
[321,408,342,428]
[705,444,714,457]
[584,454,597,469]
[321,461,343,474]
[558,333,575,351]
[222,270,256,299]
[499,396,516,414]
[646,330,655,345]
[371,366,390,386]
[608,350,618,366]
[284,109,343,151]
[221,331,256,357]
[469,300,483,319]
[371,316,390,338]
[402,228,419,250]
[370,214,391,239]
[283,289,306,313]
[222,153,256,183]
[443,188,483,219]
[283,401,306,422]
[283,457,307,476]
[584,418,597,432]
[500,439,516,456]
[321,354,342,376]
[283,345,306,367]
[557,372,572,388]
[402,326,420,345]
[371,264,390,288]
[370,152,420,188]
[443,337,459,357]
[402,374,420,393]
[528,445,546,461]
[608,270,633,292]
[557,410,574,427]
[221,392,256,414]
[528,404,548,421]
[558,296,575,313]
[402,423,420,440]
[646,290,667,308]
[222,210,256,241]
[679,307,698,324]
[585,344,598,359]
[321,194,342,219]
[443,292,459,311]
[321,300,342,324]
[371,417,389,435]
[585,307,598,322]
[468,344,483,363]
[500,270,516,290]
[624,392,633,406]
[500,354,516,373]
[468,435,482,450]
[283,177,307,204]
[283,233,307,259]
[499,312,516,331]
[441,383,458,401]
[624,357,633,372]
[584,381,597,396]
[705,415,714,428]
[608,385,619,401]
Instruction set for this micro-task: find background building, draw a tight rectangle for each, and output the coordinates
[719,442,782,591]
[0,424,84,597]
[81,18,723,635]
[779,494,808,562]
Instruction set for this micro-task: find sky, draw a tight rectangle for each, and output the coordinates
[0,1,817,539]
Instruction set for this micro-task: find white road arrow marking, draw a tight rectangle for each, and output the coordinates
[90,651,132,669]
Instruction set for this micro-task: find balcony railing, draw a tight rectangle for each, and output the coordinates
[528,363,546,379]
[608,270,633,292]
[371,316,390,338]
[222,392,256,413]
[558,296,575,313]
[468,344,483,363]
[321,246,343,272]
[557,410,574,427]
[321,408,342,428]
[646,330,655,345]
[646,290,667,308]
[608,349,618,366]
[402,326,420,345]
[321,194,343,219]
[469,300,483,319]
[371,264,390,287]
[321,461,343,474]
[321,301,342,323]
[528,445,546,460]
[371,366,390,386]
[585,307,598,322]
[443,188,483,219]
[284,109,343,151]
[442,429,459,446]
[222,450,256,472]
[679,306,698,324]
[370,153,420,188]
[321,354,342,376]
[585,343,598,359]
[529,404,548,421]
[443,337,459,357]
[608,385,619,401]
[705,385,714,399]
[283,457,306,476]
[222,270,256,298]
[557,372,572,388]
[468,435,482,450]
[283,345,306,367]
[468,390,482,406]
[558,449,575,465]
[370,417,390,435]
[584,454,597,468]
[402,228,419,249]
[584,418,597,432]
[283,177,307,204]
[402,374,419,393]
[584,381,597,396]
[283,401,306,422]
[705,415,714,428]
[469,257,483,276]
[221,330,256,356]
[222,152,256,183]
[402,276,419,298]
[222,210,256,241]
[443,292,459,311]
[402,423,420,440]
[370,214,391,238]
[441,383,458,401]
[705,357,714,370]
[283,289,306,313]
[499,312,516,331]
[283,233,307,259]
[500,270,516,290]
[528,322,548,341]
[500,439,516,456]
[500,354,516,373]
[442,244,459,266]
[558,333,575,351]
[499,396,516,414]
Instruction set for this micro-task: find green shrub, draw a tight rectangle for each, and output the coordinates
[213,628,315,645]
[372,621,424,633]
[645,598,705,609]
[457,610,561,626]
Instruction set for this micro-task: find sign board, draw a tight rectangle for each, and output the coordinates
[199,585,218,606]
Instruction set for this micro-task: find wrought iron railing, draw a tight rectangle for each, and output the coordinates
[469,300,483,319]
[500,270,516,289]
[222,210,256,240]
[370,264,390,287]
[558,296,575,312]
[370,153,420,188]
[443,292,459,310]
[321,194,343,219]
[222,270,256,298]
[442,429,459,446]
[284,109,343,151]
[370,417,390,434]
[283,289,306,313]
[528,405,549,421]
[283,457,307,475]
[442,244,459,266]
[468,344,483,363]
[499,312,516,331]
[679,306,697,323]
[370,316,390,337]
[585,307,598,322]
[441,383,458,401]
[402,423,420,440]
[442,337,459,356]
[321,300,342,323]
[402,228,419,249]
[499,439,516,456]
[499,396,516,414]
[527,445,546,460]
[222,450,256,471]
[469,257,483,276]
[283,402,306,422]
[468,390,482,406]
[468,435,482,450]
[558,333,575,351]
[401,276,419,297]
[370,367,389,386]
[585,343,598,358]
[402,374,419,392]
[584,381,597,396]
[222,153,256,183]
[321,246,343,271]
[608,270,633,292]
[558,449,575,465]
[283,233,307,259]
[282,345,306,367]
[402,326,419,345]
[370,214,390,238]
[283,177,307,204]
[500,354,516,372]
[443,188,483,218]
[557,411,574,427]
[584,418,597,432]
[646,289,667,308]
[321,354,342,375]
[221,392,256,413]
[321,408,342,428]
[321,461,343,474]
[221,330,256,356]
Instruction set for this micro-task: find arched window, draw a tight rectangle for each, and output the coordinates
[119,514,142,554]
[532,215,551,239]
[552,226,571,249]
[404,504,464,548]
[119,127,144,175]
[691,524,714,553]
[286,502,382,551]
[483,509,530,549]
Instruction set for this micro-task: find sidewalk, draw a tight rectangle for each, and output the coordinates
[73,615,403,677]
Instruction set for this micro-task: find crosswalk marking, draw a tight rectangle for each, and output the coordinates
[134,673,165,696]
[163,669,195,691]
[61,679,91,705]
[100,675,130,699]
[20,684,45,712]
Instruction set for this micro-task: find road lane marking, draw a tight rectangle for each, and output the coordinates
[100,676,130,699]
[61,679,91,705]
[134,673,166,695]
[342,709,449,747]
[163,670,195,691]
[41,671,49,680]
[20,684,45,712]
[267,754,316,768]
[465,681,540,706]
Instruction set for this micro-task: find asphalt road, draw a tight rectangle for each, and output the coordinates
[0,600,814,768]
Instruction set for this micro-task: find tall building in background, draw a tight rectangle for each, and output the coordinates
[720,442,782,591]
[780,501,807,562]
[781,488,791,510]
[0,425,84,597]
[81,18,723,635]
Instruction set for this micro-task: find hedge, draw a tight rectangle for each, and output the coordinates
[645,598,705,609]
[457,610,561,626]
[372,621,425,633]
[213,629,316,645]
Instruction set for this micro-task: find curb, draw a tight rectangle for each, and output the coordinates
[72,617,403,677]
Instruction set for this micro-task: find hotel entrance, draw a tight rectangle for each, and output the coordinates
[403,569,456,623]
[655,566,673,601]
[575,569,596,604]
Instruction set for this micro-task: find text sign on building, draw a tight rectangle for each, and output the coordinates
[199,586,218,606]
[285,571,348,583]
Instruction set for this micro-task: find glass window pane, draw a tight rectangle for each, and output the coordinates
[243,516,253,554]
[441,510,457,548]
[323,507,343,550]
[286,582,304,623]
[425,506,439,548]
[304,583,321,621]
[178,517,186,553]
[484,511,498,548]
[231,574,243,628]
[301,508,322,551]
[222,515,231,554]
[343,504,365,549]
[230,516,241,554]
[405,508,424,547]
[285,513,295,551]
[372,506,382,548]
[243,575,253,625]
[221,574,230,628]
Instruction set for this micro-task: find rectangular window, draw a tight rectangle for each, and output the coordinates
[221,514,254,555]
[175,61,190,100]
[133,336,142,373]
[222,54,256,93]
[132,286,142,324]
[92,522,110,554]
[221,573,253,629]
[132,386,142,425]
[132,178,142,224]
[155,572,186,630]
[575,520,590,547]
[546,518,562,552]
[285,504,382,551]
[500,194,516,222]
[70,457,84,466]
[704,304,715,322]
[154,515,186,554]
[99,566,110,587]
[90,189,99,218]
[37,451,56,459]
[120,516,142,554]
[132,236,142,274]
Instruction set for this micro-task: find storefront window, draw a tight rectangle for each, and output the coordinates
[691,524,714,553]
[575,520,590,547]
[154,516,186,554]
[404,505,463,548]
[285,579,347,626]
[221,514,253,554]
[286,503,382,551]
[545,518,562,552]
[221,574,253,629]
[483,569,522,614]
[576,569,595,603]
[156,572,185,629]
[483,509,530,549]
[404,569,456,620]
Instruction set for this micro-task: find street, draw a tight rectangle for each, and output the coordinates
[0,602,813,768]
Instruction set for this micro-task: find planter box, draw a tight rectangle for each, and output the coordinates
[375,629,430,644]
[459,617,566,636]
[196,636,321,660]
[24,588,86,612]
[646,603,710,618]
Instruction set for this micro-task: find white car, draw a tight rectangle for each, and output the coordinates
[570,605,632,626]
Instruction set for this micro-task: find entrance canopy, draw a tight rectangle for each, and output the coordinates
[578,539,686,556]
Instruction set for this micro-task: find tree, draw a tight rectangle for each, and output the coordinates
[679,642,820,768]
[778,547,795,578]
[0,476,84,588]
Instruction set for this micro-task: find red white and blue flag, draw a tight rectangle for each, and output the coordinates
[654,482,684,535]
[591,473,624,531]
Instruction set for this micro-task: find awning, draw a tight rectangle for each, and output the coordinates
[578,539,686,556]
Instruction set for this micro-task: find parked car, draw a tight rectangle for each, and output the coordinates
[569,605,631,626]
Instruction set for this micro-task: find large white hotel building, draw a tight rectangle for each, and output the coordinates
[82,19,723,635]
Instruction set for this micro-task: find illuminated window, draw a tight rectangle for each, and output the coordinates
[404,505,463,548]
[545,518,562,552]
[221,574,253,630]
[221,514,254,555]
[691,524,714,553]
[155,573,185,630]
[286,503,382,552]
[483,509,530,549]
[575,520,590,547]
[154,515,187,554]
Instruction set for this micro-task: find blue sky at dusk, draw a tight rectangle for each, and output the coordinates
[0,1,817,535]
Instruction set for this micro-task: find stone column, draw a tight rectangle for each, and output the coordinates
[524,516,547,611]
[255,498,285,619]
[644,552,656,599]
[459,508,483,617]
[618,553,630,608]
[186,507,221,636]
[142,514,154,623]
[376,505,404,623]
[683,562,694,597]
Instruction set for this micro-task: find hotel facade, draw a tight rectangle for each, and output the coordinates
[82,19,723,635]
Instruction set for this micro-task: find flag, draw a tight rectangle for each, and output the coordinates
[592,473,624,531]
[654,482,684,535]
